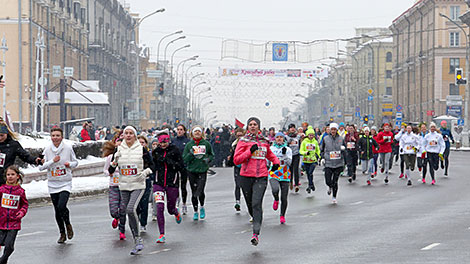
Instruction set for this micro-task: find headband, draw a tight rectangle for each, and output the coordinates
[158,134,170,143]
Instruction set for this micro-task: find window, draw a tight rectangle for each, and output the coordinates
[450,58,460,73]
[450,6,461,21]
[386,70,392,79]
[386,52,392,62]
[450,32,460,47]
[449,83,460,95]
[386,87,392,95]
[367,69,372,83]
[367,52,372,63]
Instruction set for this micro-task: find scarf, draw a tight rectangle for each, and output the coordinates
[193,137,202,146]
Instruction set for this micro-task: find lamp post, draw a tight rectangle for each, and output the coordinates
[1,35,7,121]
[175,56,197,121]
[156,30,182,69]
[195,88,211,121]
[169,45,191,119]
[190,81,207,119]
[188,73,205,116]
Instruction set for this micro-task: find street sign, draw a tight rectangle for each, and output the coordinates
[396,112,403,121]
[396,105,403,112]
[458,119,465,126]
[64,67,74,77]
[446,106,462,118]
[330,107,334,112]
[368,95,373,101]
[355,106,360,112]
[355,112,361,117]
[382,103,393,116]
[368,114,374,120]
[38,77,48,86]
[337,111,342,118]
[426,110,435,116]
[367,88,374,95]
[330,103,335,108]
[146,69,163,78]
[395,121,401,127]
[52,65,61,78]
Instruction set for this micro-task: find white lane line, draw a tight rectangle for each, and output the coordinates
[148,248,171,255]
[17,231,45,238]
[304,212,318,217]
[350,201,364,205]
[234,228,251,234]
[421,243,441,251]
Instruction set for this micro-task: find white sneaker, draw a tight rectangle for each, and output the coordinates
[140,226,146,233]
[332,198,337,204]
[249,217,253,223]
[152,216,157,222]
[182,204,188,215]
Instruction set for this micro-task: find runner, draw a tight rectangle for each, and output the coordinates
[137,135,153,233]
[344,125,359,183]
[228,128,245,212]
[376,123,394,184]
[286,124,302,192]
[233,117,280,246]
[172,125,190,215]
[299,126,320,193]
[358,127,379,185]
[320,123,345,204]
[108,126,154,255]
[338,123,347,138]
[0,121,42,186]
[269,132,292,224]
[39,127,78,243]
[152,132,184,243]
[183,126,214,221]
[0,166,28,264]
[417,123,428,182]
[399,125,420,186]
[394,124,406,179]
[421,122,445,185]
[439,121,454,177]
[370,126,379,178]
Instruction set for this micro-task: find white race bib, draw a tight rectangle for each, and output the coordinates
[50,165,66,177]
[154,191,165,204]
[252,146,267,160]
[192,145,206,155]
[330,151,341,160]
[347,142,355,149]
[112,174,120,184]
[406,145,414,151]
[1,193,20,209]
[306,144,315,151]
[429,140,437,146]
[0,153,5,168]
[383,136,391,142]
[120,165,138,177]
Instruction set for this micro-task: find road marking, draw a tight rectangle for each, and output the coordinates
[421,243,441,251]
[304,212,318,217]
[17,231,45,238]
[350,201,364,205]
[148,248,171,255]
[235,228,251,234]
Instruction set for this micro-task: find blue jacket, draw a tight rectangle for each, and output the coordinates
[172,136,190,155]
[440,128,454,149]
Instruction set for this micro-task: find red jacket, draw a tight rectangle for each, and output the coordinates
[0,184,28,230]
[234,132,279,178]
[80,128,91,142]
[376,131,394,153]
[372,135,379,154]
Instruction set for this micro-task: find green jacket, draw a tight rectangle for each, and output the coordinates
[183,138,214,173]
[299,137,320,163]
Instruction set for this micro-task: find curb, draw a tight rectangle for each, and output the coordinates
[29,188,108,207]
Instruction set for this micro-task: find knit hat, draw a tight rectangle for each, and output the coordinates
[430,122,437,128]
[305,126,315,136]
[363,126,370,132]
[440,120,447,126]
[247,117,261,128]
[0,124,8,134]
[330,123,339,130]
[275,132,285,139]
[123,126,137,137]
[158,134,170,143]
[371,126,378,131]
[288,123,296,129]
[151,138,159,144]
[190,125,205,138]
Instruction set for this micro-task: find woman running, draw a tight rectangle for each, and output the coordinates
[299,126,320,193]
[108,126,154,255]
[172,125,190,215]
[417,123,428,182]
[183,126,214,221]
[370,126,379,178]
[376,123,394,184]
[358,127,379,185]
[234,117,280,246]
[399,125,420,186]
[269,132,292,224]
[39,127,78,243]
[421,122,445,185]
[152,132,183,243]
[137,135,153,233]
[0,166,28,264]
[286,124,302,192]
[229,128,245,212]
[439,121,454,177]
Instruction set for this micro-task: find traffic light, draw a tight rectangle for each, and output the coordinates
[364,115,369,124]
[158,82,164,95]
[329,117,334,122]
[455,68,467,85]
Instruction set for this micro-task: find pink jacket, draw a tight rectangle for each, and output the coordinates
[0,184,28,230]
[234,132,280,178]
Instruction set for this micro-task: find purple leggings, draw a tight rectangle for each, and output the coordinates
[153,185,179,235]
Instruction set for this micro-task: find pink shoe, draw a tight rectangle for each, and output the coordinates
[422,178,426,184]
[431,180,436,185]
[273,200,279,211]
[119,232,126,240]
[280,216,286,224]
[399,173,404,179]
[112,218,118,229]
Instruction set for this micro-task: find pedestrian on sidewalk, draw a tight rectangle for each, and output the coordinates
[234,117,280,246]
[39,127,78,244]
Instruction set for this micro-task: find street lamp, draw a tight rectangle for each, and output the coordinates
[163,36,186,68]
[157,30,183,68]
[170,44,191,74]
[169,45,191,118]
[1,35,8,121]
[134,8,165,30]
[190,81,207,118]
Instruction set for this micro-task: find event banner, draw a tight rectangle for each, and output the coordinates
[219,68,328,79]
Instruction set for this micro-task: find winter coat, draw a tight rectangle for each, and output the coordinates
[399,132,420,155]
[299,137,320,163]
[422,131,446,154]
[108,141,154,191]
[153,144,184,188]
[344,132,359,151]
[172,136,190,155]
[320,134,346,168]
[0,184,28,230]
[376,131,394,153]
[358,135,379,160]
[268,143,292,182]
[0,136,39,186]
[183,138,214,173]
[286,133,302,155]
[234,132,279,178]
[39,141,78,194]
[80,128,91,142]
[440,128,454,149]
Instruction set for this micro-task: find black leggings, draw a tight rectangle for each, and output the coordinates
[0,229,18,264]
[417,157,428,178]
[346,150,357,178]
[180,169,189,204]
[240,176,267,235]
[269,179,289,217]
[442,147,450,174]
[188,171,207,211]
[427,153,439,180]
[324,167,343,198]
[50,191,71,234]
[291,154,300,186]
[137,178,152,227]
[234,166,241,201]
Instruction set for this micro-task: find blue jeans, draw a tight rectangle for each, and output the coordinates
[303,163,317,188]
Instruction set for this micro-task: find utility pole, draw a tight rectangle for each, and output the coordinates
[0,35,7,121]
[458,11,470,132]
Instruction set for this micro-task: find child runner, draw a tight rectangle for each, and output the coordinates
[358,127,379,185]
[299,126,320,193]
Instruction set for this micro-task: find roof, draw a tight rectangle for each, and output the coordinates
[392,0,424,24]
[46,92,110,106]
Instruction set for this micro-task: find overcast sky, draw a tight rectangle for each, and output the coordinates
[125,0,416,127]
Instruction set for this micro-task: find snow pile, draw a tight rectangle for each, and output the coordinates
[22,155,105,174]
[18,135,78,149]
[23,176,109,199]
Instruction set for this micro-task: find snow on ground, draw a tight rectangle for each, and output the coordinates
[18,135,78,149]
[22,155,105,174]
[23,176,109,199]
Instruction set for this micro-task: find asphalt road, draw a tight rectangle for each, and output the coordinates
[10,151,470,264]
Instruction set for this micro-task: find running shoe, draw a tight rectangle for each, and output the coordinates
[175,209,182,224]
[311,185,316,192]
[130,238,144,255]
[422,178,426,184]
[384,177,389,184]
[182,204,188,215]
[332,198,337,204]
[327,187,332,196]
[156,234,165,244]
[371,172,376,179]
[431,179,436,185]
[418,167,422,172]
[444,173,448,177]
[348,177,352,183]
[295,186,300,193]
[306,187,311,194]
[280,216,286,224]
[234,203,241,212]
[407,180,412,186]
[193,212,199,221]
[352,174,356,181]
[57,233,67,244]
[367,180,371,186]
[381,167,385,173]
[200,207,206,219]
[399,173,404,179]
[112,218,119,229]
[66,224,74,240]
[140,226,146,233]
[273,200,279,211]
[119,232,126,240]
[251,234,259,246]
[152,215,157,222]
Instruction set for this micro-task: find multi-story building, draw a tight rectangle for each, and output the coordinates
[390,0,469,123]
[138,48,159,129]
[0,0,88,132]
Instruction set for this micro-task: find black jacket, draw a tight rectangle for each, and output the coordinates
[152,145,184,188]
[358,135,379,161]
[172,136,190,156]
[0,137,39,185]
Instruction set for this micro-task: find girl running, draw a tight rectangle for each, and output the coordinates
[399,125,420,186]
[358,127,379,185]
[299,127,320,193]
[421,122,445,185]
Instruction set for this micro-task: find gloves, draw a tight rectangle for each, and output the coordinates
[305,151,310,156]
[340,146,346,151]
[250,144,259,153]
[400,148,403,153]
[439,153,444,161]
[452,140,455,144]
[282,147,287,154]
[320,159,325,166]
[141,168,153,178]
[421,152,426,159]
[271,164,280,171]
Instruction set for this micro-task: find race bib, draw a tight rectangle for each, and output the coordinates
[112,174,120,184]
[50,165,66,177]
[192,145,206,155]
[384,136,391,142]
[429,140,437,146]
[406,145,414,151]
[252,146,267,160]
[120,165,138,177]
[347,142,355,149]
[154,191,165,204]
[330,151,341,160]
[0,153,5,168]
[1,193,20,209]
[306,144,315,151]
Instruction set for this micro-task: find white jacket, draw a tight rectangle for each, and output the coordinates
[270,145,293,168]
[112,141,152,191]
[104,154,120,187]
[422,131,445,154]
[39,141,78,194]
[399,132,420,155]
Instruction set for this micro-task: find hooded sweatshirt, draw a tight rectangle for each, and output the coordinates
[299,128,321,164]
[0,183,28,230]
[183,138,214,173]
[269,142,292,182]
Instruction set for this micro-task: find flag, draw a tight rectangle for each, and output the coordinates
[235,118,244,128]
